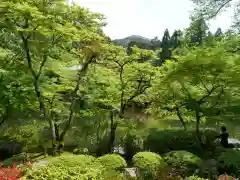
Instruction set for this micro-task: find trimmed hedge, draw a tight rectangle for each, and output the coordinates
[132,152,167,179]
[144,129,219,157]
[217,149,240,176]
[22,155,102,180]
[96,154,127,172]
[163,150,202,177]
[164,150,202,168]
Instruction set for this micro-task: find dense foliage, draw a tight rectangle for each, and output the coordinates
[96,154,127,172]
[0,0,239,179]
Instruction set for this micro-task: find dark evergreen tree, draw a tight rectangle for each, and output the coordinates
[214,27,223,37]
[186,15,209,46]
[159,29,172,62]
[150,36,161,50]
[170,30,183,49]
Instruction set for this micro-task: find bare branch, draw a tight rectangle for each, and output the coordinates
[210,0,233,18]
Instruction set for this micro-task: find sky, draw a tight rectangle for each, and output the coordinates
[73,0,234,40]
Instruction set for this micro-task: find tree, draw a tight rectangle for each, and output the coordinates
[191,0,240,33]
[0,0,105,154]
[150,36,161,50]
[215,27,223,37]
[102,45,155,153]
[0,43,37,128]
[159,29,172,63]
[170,30,183,49]
[190,0,236,18]
[149,44,233,144]
[186,15,209,46]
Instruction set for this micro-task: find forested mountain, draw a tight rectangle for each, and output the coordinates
[113,35,151,47]
[0,0,240,179]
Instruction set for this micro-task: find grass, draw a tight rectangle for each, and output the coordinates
[28,151,73,163]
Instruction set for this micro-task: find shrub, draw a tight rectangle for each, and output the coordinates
[121,133,143,163]
[144,129,202,155]
[3,153,28,168]
[72,148,89,155]
[96,154,127,172]
[217,149,240,176]
[132,152,167,179]
[164,150,202,168]
[195,159,218,179]
[0,164,21,180]
[144,129,219,157]
[163,150,202,177]
[102,170,127,180]
[184,175,206,180]
[22,155,103,180]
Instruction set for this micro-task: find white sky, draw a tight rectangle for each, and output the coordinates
[73,0,234,39]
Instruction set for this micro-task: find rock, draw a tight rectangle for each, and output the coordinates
[125,167,137,177]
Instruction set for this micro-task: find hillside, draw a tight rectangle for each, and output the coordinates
[113,35,151,47]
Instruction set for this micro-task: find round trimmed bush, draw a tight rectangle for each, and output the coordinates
[132,152,167,178]
[218,149,240,176]
[96,154,127,172]
[163,150,202,177]
[164,150,201,168]
[102,170,128,180]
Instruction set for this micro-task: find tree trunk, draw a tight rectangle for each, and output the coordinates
[195,109,204,147]
[108,111,117,154]
[176,107,187,130]
[21,34,57,156]
[59,56,96,150]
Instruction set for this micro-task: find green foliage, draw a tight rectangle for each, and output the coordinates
[184,175,206,180]
[23,155,101,180]
[217,149,240,176]
[163,150,202,176]
[195,159,218,179]
[96,154,127,172]
[4,152,27,167]
[101,170,127,180]
[132,151,167,178]
[72,148,89,155]
[121,133,144,162]
[144,129,202,155]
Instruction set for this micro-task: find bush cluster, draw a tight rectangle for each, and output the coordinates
[22,154,127,180]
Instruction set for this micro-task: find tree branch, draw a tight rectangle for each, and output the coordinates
[197,85,221,104]
[61,55,96,137]
[210,0,233,18]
